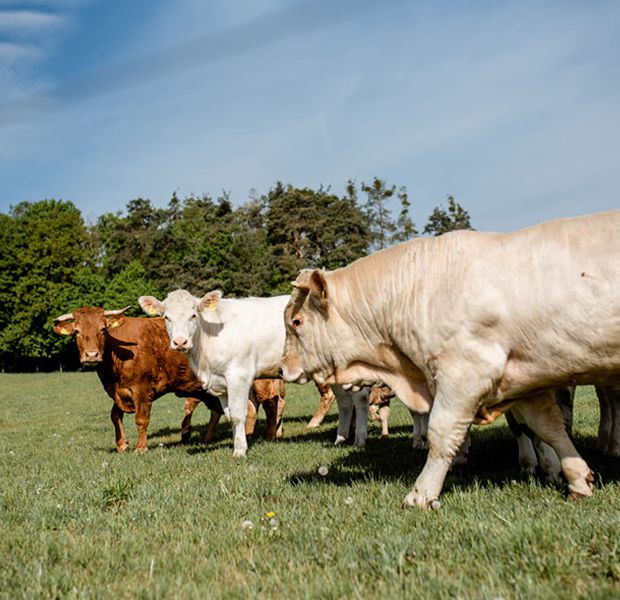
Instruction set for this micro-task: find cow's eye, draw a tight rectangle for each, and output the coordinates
[291,316,303,328]
[190,313,196,319]
[164,315,170,321]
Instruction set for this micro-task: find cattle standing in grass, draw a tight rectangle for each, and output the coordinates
[53,306,222,453]
[139,290,289,457]
[53,306,284,452]
[281,210,620,507]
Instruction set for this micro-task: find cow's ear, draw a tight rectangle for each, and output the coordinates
[291,269,314,292]
[53,321,76,336]
[309,269,329,304]
[139,296,164,317]
[105,314,126,330]
[199,290,223,313]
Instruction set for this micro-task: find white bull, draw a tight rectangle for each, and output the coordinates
[280,210,620,507]
[139,290,289,457]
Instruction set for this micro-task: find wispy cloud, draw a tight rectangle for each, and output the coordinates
[0,9,65,31]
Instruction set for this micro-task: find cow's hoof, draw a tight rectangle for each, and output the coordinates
[412,439,428,450]
[116,443,129,453]
[567,471,595,500]
[402,491,438,509]
[353,439,367,448]
[381,433,389,439]
[134,446,148,454]
[307,419,322,429]
[334,435,346,446]
[233,448,247,458]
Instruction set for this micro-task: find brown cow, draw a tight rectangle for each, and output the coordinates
[53,306,285,452]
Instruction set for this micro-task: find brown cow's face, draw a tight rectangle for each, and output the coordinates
[53,307,125,366]
[281,269,334,385]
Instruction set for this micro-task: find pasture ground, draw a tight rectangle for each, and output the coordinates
[1,373,619,599]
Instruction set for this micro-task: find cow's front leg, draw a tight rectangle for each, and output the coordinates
[404,389,477,508]
[226,377,252,458]
[134,394,152,454]
[111,404,128,453]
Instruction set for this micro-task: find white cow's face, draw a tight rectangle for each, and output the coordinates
[139,290,200,352]
[281,269,335,385]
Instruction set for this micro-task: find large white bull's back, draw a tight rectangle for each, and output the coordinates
[420,210,620,396]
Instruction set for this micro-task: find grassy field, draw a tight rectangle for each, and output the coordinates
[1,373,619,599]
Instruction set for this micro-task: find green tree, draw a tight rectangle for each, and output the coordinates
[264,183,370,292]
[0,200,100,370]
[359,177,397,251]
[423,196,473,236]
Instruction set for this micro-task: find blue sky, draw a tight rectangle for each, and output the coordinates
[0,0,618,231]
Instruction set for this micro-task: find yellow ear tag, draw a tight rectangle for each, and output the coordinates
[207,300,218,311]
[110,320,120,328]
[321,291,326,301]
[146,306,158,316]
[59,327,69,335]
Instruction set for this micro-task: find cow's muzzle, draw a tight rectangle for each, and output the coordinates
[81,351,102,366]
[171,337,191,352]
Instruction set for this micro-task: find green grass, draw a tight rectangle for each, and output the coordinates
[1,373,619,599]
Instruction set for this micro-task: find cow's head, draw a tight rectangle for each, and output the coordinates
[139,289,222,353]
[53,306,130,366]
[280,269,335,385]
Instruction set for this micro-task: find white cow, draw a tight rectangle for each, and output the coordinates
[139,290,289,457]
[280,210,620,507]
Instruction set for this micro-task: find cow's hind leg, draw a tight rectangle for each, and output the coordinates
[308,384,336,429]
[334,390,353,445]
[111,404,128,453]
[379,403,390,437]
[596,384,620,456]
[203,408,222,444]
[181,397,202,444]
[353,391,369,447]
[511,391,593,499]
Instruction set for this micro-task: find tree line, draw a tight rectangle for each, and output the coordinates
[0,178,472,371]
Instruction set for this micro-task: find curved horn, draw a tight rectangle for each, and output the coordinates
[103,305,131,317]
[53,312,75,323]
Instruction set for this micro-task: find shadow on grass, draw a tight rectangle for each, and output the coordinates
[287,425,620,494]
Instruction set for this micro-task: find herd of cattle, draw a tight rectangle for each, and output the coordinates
[53,209,620,509]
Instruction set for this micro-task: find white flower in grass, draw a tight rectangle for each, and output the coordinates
[242,519,254,530]
[158,443,164,448]
[101,461,108,470]
[344,496,354,505]
[318,465,329,476]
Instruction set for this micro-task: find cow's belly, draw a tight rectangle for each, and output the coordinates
[497,350,620,400]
